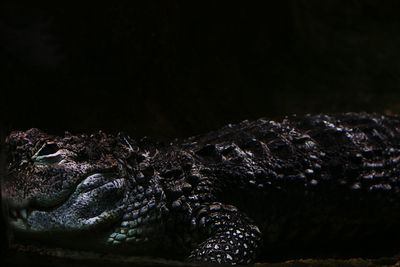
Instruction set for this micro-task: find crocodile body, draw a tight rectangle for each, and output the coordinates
[4,113,400,265]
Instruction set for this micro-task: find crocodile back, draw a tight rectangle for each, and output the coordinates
[180,113,400,259]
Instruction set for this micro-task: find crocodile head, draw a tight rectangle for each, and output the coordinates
[3,129,129,242]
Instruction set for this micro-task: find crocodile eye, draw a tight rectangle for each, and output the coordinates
[32,143,62,164]
[36,143,59,156]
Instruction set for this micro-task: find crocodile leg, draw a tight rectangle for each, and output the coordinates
[188,202,262,265]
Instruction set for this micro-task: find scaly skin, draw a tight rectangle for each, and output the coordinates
[4,113,400,265]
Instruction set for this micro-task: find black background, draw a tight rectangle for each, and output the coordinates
[2,1,400,263]
[2,1,400,140]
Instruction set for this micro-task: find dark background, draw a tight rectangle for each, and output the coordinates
[2,1,400,264]
[2,1,400,140]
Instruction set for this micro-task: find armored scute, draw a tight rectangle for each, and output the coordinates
[4,113,400,264]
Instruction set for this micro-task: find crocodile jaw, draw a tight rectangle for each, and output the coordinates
[6,173,127,234]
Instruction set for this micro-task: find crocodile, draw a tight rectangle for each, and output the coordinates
[3,113,400,265]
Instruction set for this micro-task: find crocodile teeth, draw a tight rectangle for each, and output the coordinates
[20,209,28,220]
[10,218,26,229]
